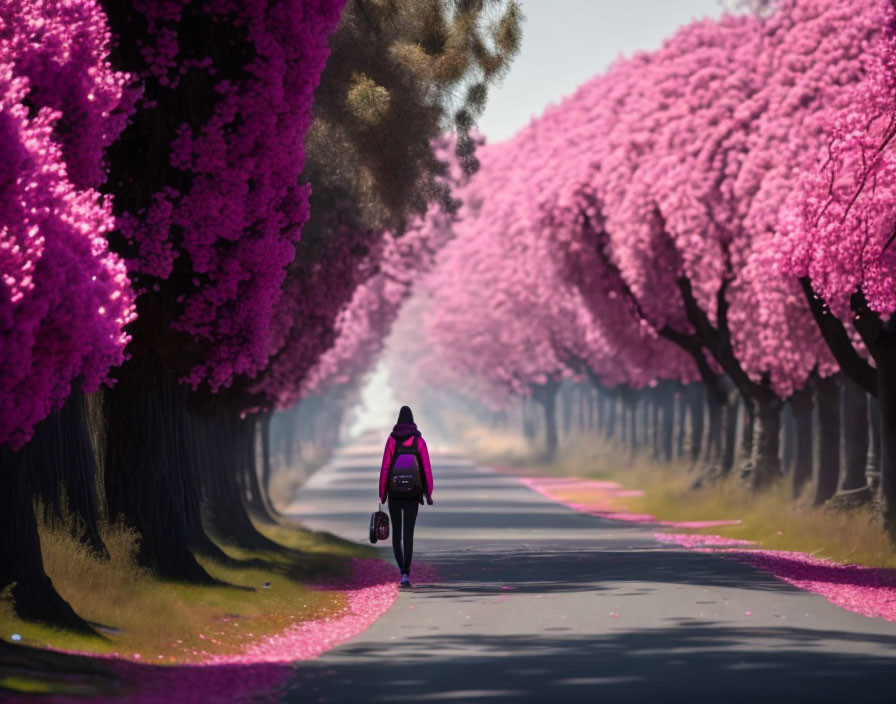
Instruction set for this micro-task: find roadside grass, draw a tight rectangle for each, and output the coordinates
[466,429,896,569]
[460,425,547,467]
[0,517,375,665]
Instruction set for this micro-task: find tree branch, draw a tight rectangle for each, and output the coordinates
[675,274,762,399]
[849,288,885,363]
[799,277,877,395]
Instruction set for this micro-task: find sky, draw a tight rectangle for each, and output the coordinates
[349,0,728,437]
[349,360,398,437]
[477,0,727,143]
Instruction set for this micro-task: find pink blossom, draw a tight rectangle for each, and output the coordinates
[111,0,347,391]
[205,558,439,665]
[654,532,756,548]
[518,476,742,530]
[777,2,896,318]
[0,0,135,448]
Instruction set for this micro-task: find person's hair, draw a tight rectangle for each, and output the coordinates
[397,405,414,424]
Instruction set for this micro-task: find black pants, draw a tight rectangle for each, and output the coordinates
[388,498,419,574]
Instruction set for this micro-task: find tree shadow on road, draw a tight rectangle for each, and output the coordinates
[6,621,895,703]
[284,622,896,703]
[408,544,796,598]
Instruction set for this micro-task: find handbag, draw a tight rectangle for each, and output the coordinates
[369,503,390,543]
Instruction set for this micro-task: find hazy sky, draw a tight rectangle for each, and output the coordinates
[477,0,726,143]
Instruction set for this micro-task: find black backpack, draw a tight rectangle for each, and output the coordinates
[389,436,423,500]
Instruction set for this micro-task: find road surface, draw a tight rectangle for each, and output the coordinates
[281,443,896,703]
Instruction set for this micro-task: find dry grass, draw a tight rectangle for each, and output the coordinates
[466,428,896,569]
[0,518,374,663]
[460,424,547,467]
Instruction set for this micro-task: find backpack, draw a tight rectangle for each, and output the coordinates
[389,436,423,500]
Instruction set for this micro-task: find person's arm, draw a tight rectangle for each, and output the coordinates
[379,438,395,503]
[419,437,434,504]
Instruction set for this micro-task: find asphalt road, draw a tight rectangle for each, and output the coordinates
[281,443,896,704]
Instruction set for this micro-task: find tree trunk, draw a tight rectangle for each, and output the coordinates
[701,391,723,479]
[104,358,213,583]
[574,387,584,433]
[259,412,279,516]
[657,382,675,462]
[748,393,783,490]
[522,399,537,444]
[868,396,881,492]
[560,383,573,438]
[839,379,869,492]
[698,382,732,483]
[0,444,93,632]
[722,391,739,476]
[811,375,841,506]
[780,405,794,475]
[242,415,277,525]
[280,412,295,468]
[621,388,638,455]
[686,384,704,463]
[640,393,650,451]
[737,397,756,479]
[876,341,896,531]
[532,381,560,462]
[619,395,626,445]
[800,277,878,395]
[605,393,617,441]
[789,384,813,499]
[196,408,284,552]
[674,387,686,460]
[27,392,107,557]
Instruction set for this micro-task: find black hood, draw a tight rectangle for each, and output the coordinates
[390,422,420,440]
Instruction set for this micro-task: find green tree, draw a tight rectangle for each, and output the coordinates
[308,0,523,229]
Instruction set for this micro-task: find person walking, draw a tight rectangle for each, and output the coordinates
[379,405,433,587]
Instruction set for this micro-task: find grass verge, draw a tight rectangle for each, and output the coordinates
[466,428,896,569]
[0,518,376,666]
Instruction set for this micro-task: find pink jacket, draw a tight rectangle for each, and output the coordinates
[379,434,434,504]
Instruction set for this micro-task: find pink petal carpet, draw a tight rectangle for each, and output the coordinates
[28,557,437,703]
[519,475,896,624]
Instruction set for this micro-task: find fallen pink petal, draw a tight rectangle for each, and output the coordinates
[654,533,756,548]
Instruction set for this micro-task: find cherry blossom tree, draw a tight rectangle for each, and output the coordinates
[98,0,347,579]
[777,0,896,524]
[533,1,882,489]
[402,0,886,498]
[500,48,741,476]
[95,0,520,572]
[414,133,693,460]
[0,0,134,449]
[0,0,135,628]
[188,192,381,548]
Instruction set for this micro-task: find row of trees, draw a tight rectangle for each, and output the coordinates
[0,0,522,629]
[388,0,896,529]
